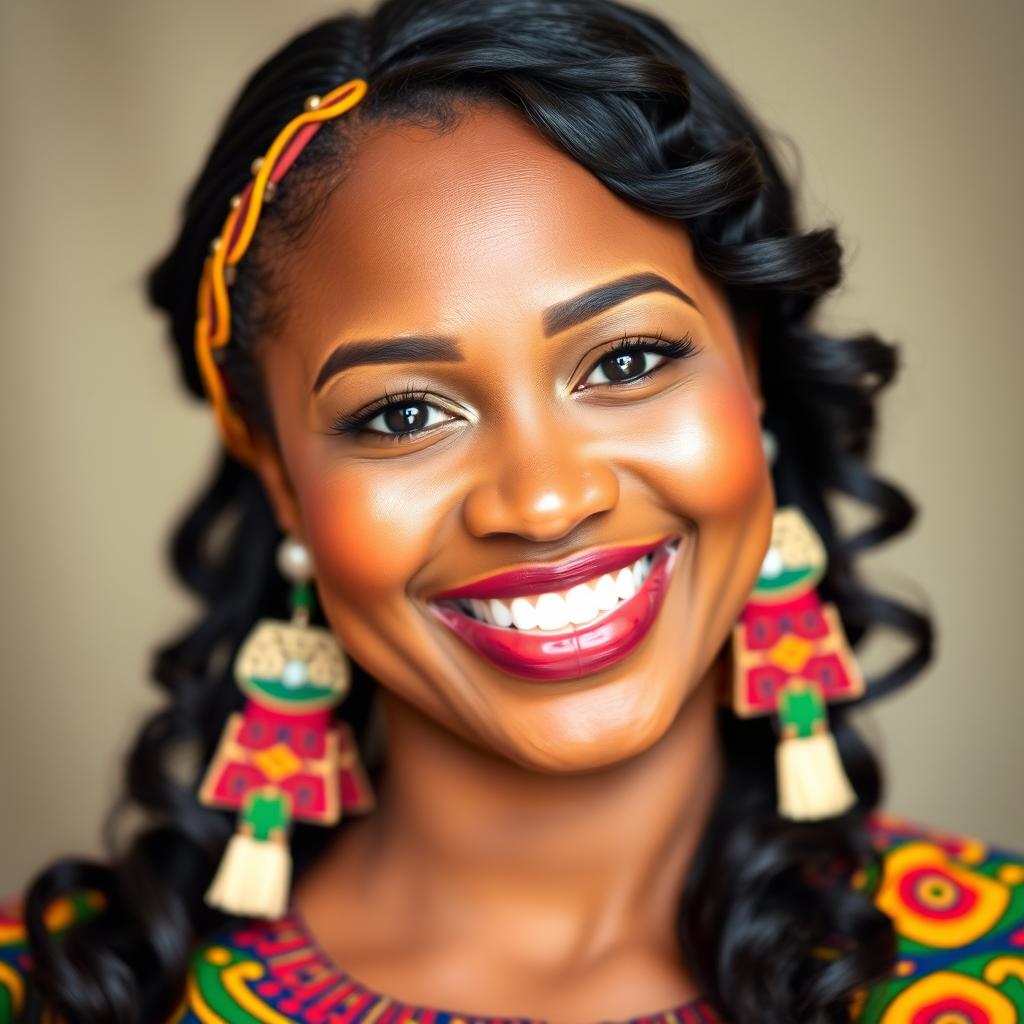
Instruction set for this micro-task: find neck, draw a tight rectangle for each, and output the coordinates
[350,663,725,969]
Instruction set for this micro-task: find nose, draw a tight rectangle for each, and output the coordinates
[462,431,619,542]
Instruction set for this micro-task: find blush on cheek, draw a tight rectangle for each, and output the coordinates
[296,464,452,622]
[650,381,767,519]
[299,470,432,606]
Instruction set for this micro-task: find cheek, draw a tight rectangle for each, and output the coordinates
[298,465,443,606]
[260,348,446,611]
[626,373,767,518]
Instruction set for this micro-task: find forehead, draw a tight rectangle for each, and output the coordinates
[279,100,710,336]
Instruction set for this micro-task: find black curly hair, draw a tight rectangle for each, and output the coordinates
[20,1,933,1021]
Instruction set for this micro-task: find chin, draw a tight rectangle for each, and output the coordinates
[484,666,693,775]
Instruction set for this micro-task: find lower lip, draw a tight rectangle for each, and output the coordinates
[428,540,680,682]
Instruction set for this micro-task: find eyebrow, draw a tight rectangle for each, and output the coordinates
[542,272,700,337]
[312,335,463,394]
[312,271,700,394]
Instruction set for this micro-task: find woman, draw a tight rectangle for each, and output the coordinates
[3,1,1021,1022]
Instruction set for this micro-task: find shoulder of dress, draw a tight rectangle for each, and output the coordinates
[167,914,398,1023]
[0,889,106,1022]
[851,811,1024,1021]
[166,915,314,1023]
[0,894,285,1024]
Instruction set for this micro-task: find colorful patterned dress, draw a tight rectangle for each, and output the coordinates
[2,813,1022,1023]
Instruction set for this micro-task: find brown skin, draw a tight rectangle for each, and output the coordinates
[248,101,774,1022]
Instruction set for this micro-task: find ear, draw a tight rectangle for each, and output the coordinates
[247,431,305,541]
[737,312,764,420]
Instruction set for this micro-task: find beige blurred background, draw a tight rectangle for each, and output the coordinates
[1,1,1021,891]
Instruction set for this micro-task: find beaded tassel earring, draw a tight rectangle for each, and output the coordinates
[198,536,375,919]
[729,429,865,821]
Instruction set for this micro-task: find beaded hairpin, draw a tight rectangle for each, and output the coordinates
[193,79,368,466]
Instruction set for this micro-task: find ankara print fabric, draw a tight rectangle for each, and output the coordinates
[0,898,722,1024]
[161,917,722,1024]
[2,813,1022,1023]
[851,813,1024,1022]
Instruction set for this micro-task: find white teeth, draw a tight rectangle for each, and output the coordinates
[634,557,651,589]
[632,559,645,588]
[535,592,571,631]
[594,574,619,611]
[451,543,676,631]
[565,583,600,625]
[489,598,513,627]
[614,567,636,601]
[510,597,538,630]
[470,599,492,625]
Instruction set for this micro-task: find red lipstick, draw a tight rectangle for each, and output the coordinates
[428,536,681,682]
[431,537,668,601]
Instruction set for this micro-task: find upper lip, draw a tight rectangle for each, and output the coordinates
[429,534,676,602]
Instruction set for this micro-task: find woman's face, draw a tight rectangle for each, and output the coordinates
[253,101,774,773]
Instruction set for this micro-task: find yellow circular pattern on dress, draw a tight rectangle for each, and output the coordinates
[205,946,232,966]
[915,875,959,911]
[875,842,1010,949]
[879,970,1016,1024]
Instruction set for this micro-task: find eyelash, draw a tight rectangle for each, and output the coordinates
[329,330,700,442]
[579,330,698,389]
[330,383,441,442]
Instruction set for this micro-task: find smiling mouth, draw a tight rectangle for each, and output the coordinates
[427,536,682,682]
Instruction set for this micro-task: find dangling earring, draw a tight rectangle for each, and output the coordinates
[729,427,865,821]
[198,536,375,919]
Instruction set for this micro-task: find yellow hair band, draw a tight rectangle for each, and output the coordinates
[194,79,368,466]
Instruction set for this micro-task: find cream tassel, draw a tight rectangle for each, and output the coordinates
[775,728,858,821]
[205,830,292,919]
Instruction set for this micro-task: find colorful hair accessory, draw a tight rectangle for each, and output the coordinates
[194,79,368,466]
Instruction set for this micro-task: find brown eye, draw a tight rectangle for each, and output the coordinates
[362,399,457,437]
[578,334,700,390]
[583,348,669,387]
[600,351,648,382]
[383,403,430,433]
[330,386,463,441]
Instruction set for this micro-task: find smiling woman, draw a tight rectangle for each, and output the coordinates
[244,101,772,796]
[6,1,1022,1023]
